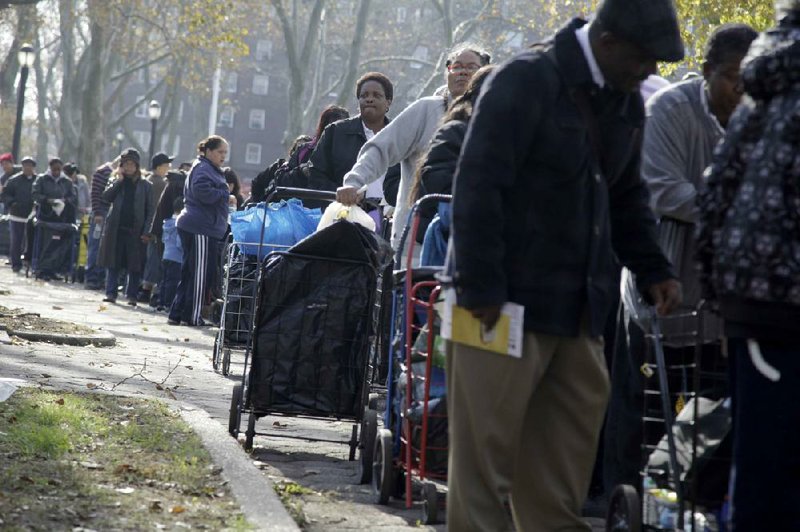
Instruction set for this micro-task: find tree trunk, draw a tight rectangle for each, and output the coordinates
[335,0,372,108]
[76,16,106,174]
[0,4,35,153]
[34,31,48,164]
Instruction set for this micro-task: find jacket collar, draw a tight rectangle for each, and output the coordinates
[339,115,392,138]
[553,18,597,91]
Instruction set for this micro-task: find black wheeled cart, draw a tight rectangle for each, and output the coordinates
[228,193,392,459]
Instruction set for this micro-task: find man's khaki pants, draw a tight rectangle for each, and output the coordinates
[446,326,610,531]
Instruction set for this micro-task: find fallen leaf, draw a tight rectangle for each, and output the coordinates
[184,338,190,342]
[166,389,177,401]
[80,461,103,470]
[115,487,135,494]
[155,384,164,391]
[88,362,96,367]
[54,398,65,406]
[142,326,149,331]
[52,306,63,310]
[98,305,108,312]
[114,464,136,474]
[170,505,186,514]
[41,373,52,378]
[149,500,163,512]
[86,383,97,389]
[185,366,193,370]
[19,475,34,484]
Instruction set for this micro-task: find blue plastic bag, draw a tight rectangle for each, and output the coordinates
[230,199,321,260]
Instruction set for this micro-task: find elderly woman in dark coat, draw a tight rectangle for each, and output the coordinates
[98,148,154,305]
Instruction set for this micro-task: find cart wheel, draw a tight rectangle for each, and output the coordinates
[421,482,439,525]
[244,413,257,452]
[222,348,231,376]
[368,393,380,411]
[348,423,359,461]
[372,429,394,504]
[606,484,641,532]
[212,333,221,372]
[228,384,243,437]
[358,408,378,484]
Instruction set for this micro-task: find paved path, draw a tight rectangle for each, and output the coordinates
[0,268,605,531]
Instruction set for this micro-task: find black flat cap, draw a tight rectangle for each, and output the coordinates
[151,152,174,169]
[597,0,684,62]
[120,148,141,165]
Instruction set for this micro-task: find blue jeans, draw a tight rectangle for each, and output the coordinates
[85,215,105,286]
[161,259,181,309]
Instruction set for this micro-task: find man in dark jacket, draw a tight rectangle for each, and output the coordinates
[1,157,37,272]
[98,149,154,305]
[445,0,683,529]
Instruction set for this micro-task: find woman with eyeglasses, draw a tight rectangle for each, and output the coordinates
[335,43,490,259]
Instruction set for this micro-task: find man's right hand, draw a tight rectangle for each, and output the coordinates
[94,215,104,225]
[470,305,503,331]
[336,185,360,206]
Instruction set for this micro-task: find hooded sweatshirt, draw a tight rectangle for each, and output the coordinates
[176,156,229,240]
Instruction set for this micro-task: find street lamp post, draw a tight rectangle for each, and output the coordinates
[114,129,124,156]
[147,100,161,167]
[11,43,35,161]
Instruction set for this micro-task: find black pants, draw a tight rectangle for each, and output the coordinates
[728,337,800,531]
[603,312,646,494]
[8,220,25,271]
[169,229,218,325]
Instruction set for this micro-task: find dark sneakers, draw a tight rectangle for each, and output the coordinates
[102,296,117,303]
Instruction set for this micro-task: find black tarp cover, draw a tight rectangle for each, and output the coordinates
[35,220,77,274]
[247,221,391,417]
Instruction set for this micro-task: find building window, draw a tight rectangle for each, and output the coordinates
[225,72,238,93]
[255,39,273,61]
[396,7,407,23]
[249,109,266,130]
[134,98,148,118]
[245,143,262,165]
[411,46,429,69]
[218,106,235,128]
[133,130,150,150]
[252,75,269,96]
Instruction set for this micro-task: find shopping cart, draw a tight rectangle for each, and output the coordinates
[28,204,79,282]
[227,188,392,460]
[606,302,730,532]
[212,187,333,376]
[368,194,451,525]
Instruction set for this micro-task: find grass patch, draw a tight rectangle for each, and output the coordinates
[0,387,253,530]
[274,481,314,527]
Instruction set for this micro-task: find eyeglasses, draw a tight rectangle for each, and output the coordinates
[447,63,481,74]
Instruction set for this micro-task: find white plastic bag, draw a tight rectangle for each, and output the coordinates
[317,202,376,232]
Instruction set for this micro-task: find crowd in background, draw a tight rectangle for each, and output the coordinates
[2,0,800,528]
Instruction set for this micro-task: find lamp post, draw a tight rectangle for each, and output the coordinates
[114,129,124,156]
[147,100,161,166]
[11,43,35,161]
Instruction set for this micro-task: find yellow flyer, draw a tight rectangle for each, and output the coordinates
[440,288,524,358]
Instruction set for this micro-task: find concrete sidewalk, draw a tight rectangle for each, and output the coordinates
[0,269,450,530]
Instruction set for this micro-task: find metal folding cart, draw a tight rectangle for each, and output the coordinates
[212,188,333,376]
[606,302,730,532]
[368,194,451,525]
